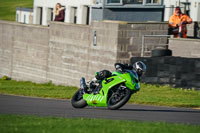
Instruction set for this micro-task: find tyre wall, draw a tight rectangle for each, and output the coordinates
[131,56,200,90]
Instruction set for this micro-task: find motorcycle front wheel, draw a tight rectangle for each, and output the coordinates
[107,85,131,110]
[71,89,88,108]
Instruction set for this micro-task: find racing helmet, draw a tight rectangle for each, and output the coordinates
[133,61,146,77]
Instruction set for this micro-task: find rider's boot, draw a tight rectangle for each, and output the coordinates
[93,83,102,95]
[80,77,87,93]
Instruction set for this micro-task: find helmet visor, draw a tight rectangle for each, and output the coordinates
[137,69,143,77]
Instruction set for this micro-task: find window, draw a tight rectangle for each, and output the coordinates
[106,0,123,5]
[47,8,53,25]
[74,7,77,24]
[146,0,160,4]
[81,6,90,25]
[107,0,143,5]
[36,7,43,25]
[123,0,143,4]
[85,6,90,25]
[16,14,19,22]
[70,7,77,24]
[106,0,162,5]
[24,14,26,23]
[107,0,121,3]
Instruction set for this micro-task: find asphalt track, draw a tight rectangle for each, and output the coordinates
[0,94,200,125]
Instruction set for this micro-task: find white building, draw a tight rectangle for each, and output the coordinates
[164,0,200,21]
[32,0,200,26]
[33,0,94,26]
[16,8,33,24]
[89,0,200,22]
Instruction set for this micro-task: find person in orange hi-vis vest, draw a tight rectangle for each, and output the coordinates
[169,6,192,38]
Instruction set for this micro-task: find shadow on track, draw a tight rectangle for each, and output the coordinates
[85,107,200,113]
[118,108,200,113]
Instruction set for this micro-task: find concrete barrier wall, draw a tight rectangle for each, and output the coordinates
[0,21,13,78]
[187,22,200,38]
[169,38,200,58]
[0,21,49,83]
[12,24,49,83]
[0,20,199,89]
[47,21,119,86]
[117,22,169,63]
[0,21,119,86]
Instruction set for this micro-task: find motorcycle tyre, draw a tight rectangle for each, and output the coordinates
[71,89,88,108]
[151,49,172,57]
[107,88,131,110]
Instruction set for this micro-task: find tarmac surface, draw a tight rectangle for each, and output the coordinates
[0,94,200,125]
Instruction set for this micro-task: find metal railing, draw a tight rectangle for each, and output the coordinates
[141,35,173,57]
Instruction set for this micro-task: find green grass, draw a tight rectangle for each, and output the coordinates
[0,114,200,133]
[0,0,33,21]
[131,83,200,108]
[0,79,200,108]
[0,79,77,99]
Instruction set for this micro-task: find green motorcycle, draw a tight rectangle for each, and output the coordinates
[71,69,140,110]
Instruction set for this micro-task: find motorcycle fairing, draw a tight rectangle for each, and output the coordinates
[83,75,126,107]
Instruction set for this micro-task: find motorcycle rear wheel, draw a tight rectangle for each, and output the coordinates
[71,89,88,108]
[107,85,131,110]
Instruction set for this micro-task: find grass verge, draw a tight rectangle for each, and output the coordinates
[132,83,200,108]
[0,0,33,21]
[0,114,200,133]
[0,79,200,108]
[0,79,76,99]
